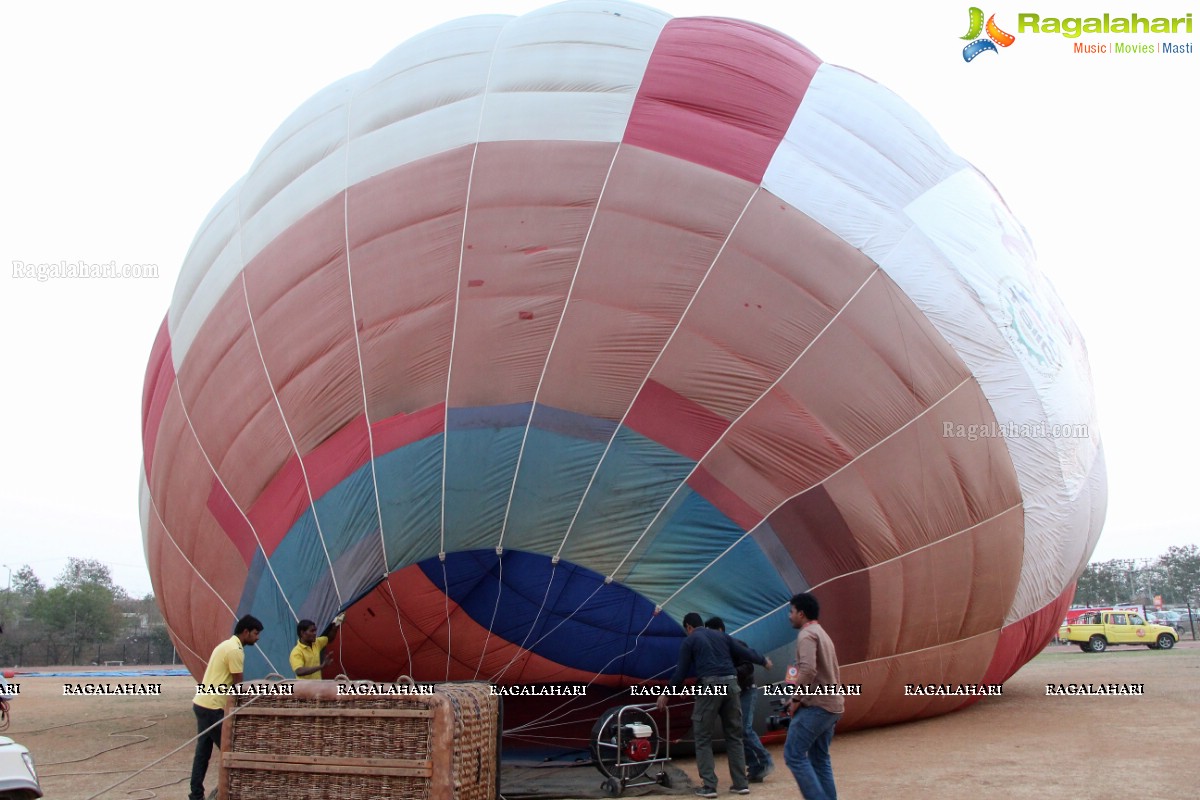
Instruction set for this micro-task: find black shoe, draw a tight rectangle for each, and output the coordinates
[694,788,718,798]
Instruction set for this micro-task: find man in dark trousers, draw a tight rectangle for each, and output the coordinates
[657,612,771,797]
[190,615,263,800]
[783,593,843,800]
[706,617,775,783]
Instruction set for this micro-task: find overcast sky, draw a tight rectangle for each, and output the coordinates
[1,0,1196,597]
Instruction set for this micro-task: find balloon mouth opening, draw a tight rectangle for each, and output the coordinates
[329,549,684,685]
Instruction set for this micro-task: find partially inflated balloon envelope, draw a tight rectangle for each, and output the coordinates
[141,0,1105,733]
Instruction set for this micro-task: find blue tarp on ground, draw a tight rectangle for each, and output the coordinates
[13,669,190,677]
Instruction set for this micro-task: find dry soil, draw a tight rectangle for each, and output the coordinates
[5,640,1197,800]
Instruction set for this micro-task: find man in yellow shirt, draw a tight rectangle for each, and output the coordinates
[289,613,344,679]
[189,615,263,800]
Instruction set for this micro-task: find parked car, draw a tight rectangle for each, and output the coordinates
[1148,611,1186,634]
[0,736,43,799]
[1063,611,1178,652]
[1,630,44,798]
[1167,608,1200,628]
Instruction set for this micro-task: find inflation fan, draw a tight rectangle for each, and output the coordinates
[589,704,673,797]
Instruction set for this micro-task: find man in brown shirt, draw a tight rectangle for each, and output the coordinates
[783,593,842,799]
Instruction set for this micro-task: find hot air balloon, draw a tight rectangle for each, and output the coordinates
[140,0,1105,740]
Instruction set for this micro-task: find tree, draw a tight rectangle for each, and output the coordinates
[56,557,128,599]
[1073,559,1132,606]
[12,565,44,598]
[26,561,123,664]
[1,564,43,664]
[1157,545,1200,605]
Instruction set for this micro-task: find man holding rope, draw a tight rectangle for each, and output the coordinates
[289,613,345,679]
[189,615,263,800]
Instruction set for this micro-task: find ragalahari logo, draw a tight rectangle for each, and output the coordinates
[962,7,1016,61]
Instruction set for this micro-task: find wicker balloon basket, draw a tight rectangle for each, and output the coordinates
[218,680,500,800]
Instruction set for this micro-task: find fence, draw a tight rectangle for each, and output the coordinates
[0,638,178,668]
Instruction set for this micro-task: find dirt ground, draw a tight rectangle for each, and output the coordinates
[4,640,1197,800]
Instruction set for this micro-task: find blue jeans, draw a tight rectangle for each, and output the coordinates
[740,686,773,776]
[784,705,840,800]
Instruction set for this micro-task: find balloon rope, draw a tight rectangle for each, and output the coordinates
[554,187,760,563]
[472,550,504,680]
[723,504,1022,668]
[238,272,343,608]
[495,142,623,555]
[487,160,755,694]
[882,280,946,680]
[838,621,1013,669]
[487,562,559,683]
[147,492,238,622]
[484,144,626,686]
[608,267,884,585]
[164,380,299,624]
[383,580,414,676]
[442,556,453,682]
[441,40,499,556]
[503,609,664,735]
[83,691,275,800]
[489,577,607,684]
[149,438,289,678]
[661,375,976,609]
[339,82,414,665]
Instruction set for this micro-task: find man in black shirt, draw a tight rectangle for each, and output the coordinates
[657,612,771,797]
